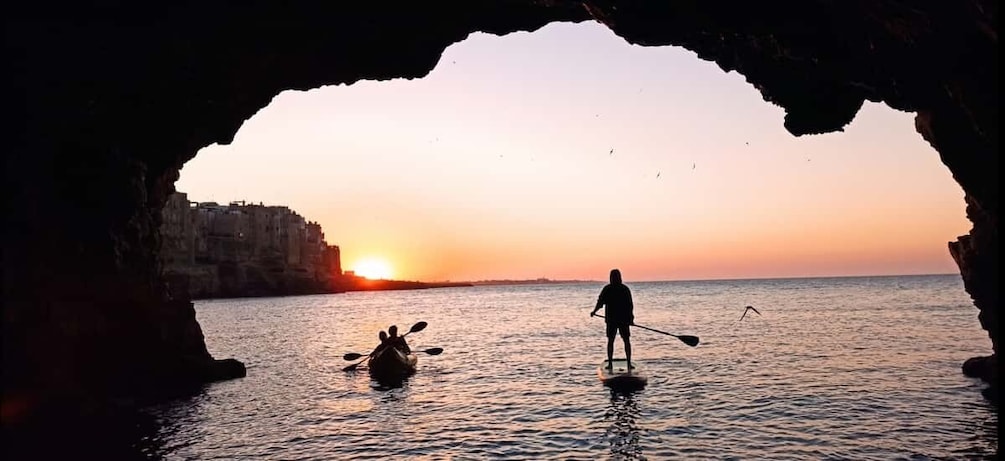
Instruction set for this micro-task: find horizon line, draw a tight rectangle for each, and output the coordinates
[429,272,959,285]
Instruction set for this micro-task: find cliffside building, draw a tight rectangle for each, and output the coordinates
[160,192,343,298]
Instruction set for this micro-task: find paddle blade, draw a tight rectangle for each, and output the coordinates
[408,321,428,334]
[679,335,700,347]
[422,347,443,355]
[342,361,364,372]
[343,353,364,361]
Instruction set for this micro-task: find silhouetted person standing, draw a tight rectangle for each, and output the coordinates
[591,269,635,369]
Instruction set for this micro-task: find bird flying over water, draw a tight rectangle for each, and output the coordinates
[739,305,761,321]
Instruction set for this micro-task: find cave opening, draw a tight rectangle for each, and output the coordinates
[176,22,969,285]
[155,22,992,457]
[5,3,997,459]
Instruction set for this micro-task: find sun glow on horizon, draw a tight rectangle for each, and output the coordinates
[352,257,394,280]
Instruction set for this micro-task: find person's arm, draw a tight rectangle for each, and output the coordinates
[627,287,635,324]
[591,287,606,316]
[370,333,389,356]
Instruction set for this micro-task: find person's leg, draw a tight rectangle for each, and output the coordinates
[606,323,616,368]
[621,325,633,369]
[606,338,615,368]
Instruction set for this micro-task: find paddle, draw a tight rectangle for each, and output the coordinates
[402,321,427,337]
[341,348,443,372]
[342,358,367,372]
[342,321,429,361]
[343,347,443,361]
[341,321,437,372]
[593,314,700,347]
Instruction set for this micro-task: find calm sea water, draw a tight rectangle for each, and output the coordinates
[140,274,997,460]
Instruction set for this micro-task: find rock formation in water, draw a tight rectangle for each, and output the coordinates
[4,0,998,427]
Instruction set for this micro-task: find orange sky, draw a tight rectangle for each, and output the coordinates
[176,22,969,283]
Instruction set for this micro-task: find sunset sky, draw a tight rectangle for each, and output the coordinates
[176,21,969,283]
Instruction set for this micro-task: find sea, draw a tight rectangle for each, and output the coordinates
[137,274,997,460]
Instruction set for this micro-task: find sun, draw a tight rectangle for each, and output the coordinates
[352,257,394,280]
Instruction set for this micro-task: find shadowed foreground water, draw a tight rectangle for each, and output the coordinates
[138,275,996,459]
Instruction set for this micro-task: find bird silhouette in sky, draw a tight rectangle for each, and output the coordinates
[656,172,661,178]
[609,148,614,155]
[739,305,761,321]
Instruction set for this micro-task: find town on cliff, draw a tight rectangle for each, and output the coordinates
[160,191,471,300]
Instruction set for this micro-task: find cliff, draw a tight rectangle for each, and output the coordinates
[160,192,344,299]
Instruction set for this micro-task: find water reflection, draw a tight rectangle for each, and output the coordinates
[163,278,996,459]
[604,388,644,460]
[371,375,412,392]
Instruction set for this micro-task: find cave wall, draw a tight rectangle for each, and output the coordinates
[4,0,997,420]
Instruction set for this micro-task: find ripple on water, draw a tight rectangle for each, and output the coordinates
[136,277,996,460]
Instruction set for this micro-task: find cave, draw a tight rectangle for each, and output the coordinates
[4,0,997,443]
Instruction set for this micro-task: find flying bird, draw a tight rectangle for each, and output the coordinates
[739,305,761,321]
[656,172,661,178]
[609,148,614,155]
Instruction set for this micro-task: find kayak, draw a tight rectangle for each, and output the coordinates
[367,346,418,379]
[597,358,647,389]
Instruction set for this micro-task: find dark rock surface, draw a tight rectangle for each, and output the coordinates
[4,0,998,436]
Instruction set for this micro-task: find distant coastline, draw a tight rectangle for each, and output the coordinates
[182,274,957,301]
[463,278,600,286]
[338,275,472,292]
[158,191,479,301]
[626,273,959,284]
[397,273,957,289]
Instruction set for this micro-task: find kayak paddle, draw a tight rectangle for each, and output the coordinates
[344,347,442,362]
[402,321,427,336]
[342,358,367,372]
[343,321,429,361]
[342,321,437,372]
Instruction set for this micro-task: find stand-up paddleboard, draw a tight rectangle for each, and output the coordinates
[597,358,647,389]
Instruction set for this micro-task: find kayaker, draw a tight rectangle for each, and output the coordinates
[590,268,635,369]
[369,330,391,357]
[386,325,411,353]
